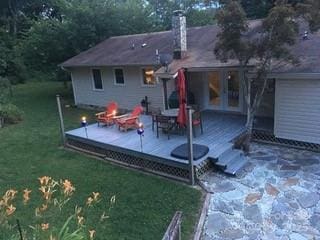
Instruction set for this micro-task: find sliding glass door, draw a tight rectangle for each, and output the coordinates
[226,71,241,111]
[207,70,242,112]
[208,71,222,110]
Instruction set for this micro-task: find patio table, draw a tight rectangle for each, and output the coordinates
[161,108,194,117]
[160,108,194,135]
[161,108,179,117]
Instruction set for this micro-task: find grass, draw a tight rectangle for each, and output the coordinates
[0,81,202,240]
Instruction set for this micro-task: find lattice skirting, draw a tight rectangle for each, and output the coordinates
[195,159,214,179]
[252,130,320,152]
[66,138,213,182]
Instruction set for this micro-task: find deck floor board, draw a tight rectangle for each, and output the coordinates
[66,111,246,166]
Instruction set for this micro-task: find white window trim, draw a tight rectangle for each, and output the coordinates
[141,66,157,87]
[91,68,104,91]
[113,68,125,86]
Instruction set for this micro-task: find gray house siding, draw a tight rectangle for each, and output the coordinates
[71,66,165,110]
[166,77,176,106]
[274,79,320,144]
[188,72,207,110]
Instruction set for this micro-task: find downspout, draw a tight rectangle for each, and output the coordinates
[60,66,78,105]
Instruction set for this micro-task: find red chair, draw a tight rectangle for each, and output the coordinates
[115,106,143,131]
[95,101,118,126]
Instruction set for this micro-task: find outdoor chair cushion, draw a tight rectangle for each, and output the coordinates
[171,143,209,161]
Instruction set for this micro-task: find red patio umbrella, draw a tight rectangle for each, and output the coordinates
[177,69,187,127]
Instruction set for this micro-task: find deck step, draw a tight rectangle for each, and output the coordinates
[207,143,234,162]
[224,155,248,176]
[215,149,242,169]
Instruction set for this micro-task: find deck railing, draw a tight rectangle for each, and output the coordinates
[162,211,182,240]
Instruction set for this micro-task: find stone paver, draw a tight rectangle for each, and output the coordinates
[200,143,320,239]
[297,192,320,208]
[265,183,280,196]
[245,192,262,204]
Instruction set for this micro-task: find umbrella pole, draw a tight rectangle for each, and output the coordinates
[187,107,194,185]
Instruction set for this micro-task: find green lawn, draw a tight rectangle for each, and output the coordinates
[0,81,202,240]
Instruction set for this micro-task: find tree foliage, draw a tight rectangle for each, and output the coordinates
[214,0,305,152]
[218,0,306,19]
[298,0,320,32]
[0,0,218,83]
[0,77,11,104]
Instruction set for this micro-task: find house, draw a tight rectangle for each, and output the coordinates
[61,11,320,147]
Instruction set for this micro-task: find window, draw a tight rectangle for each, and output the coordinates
[227,71,240,108]
[114,68,125,85]
[92,69,103,90]
[142,68,156,86]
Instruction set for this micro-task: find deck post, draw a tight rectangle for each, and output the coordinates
[187,106,194,185]
[56,94,66,145]
[162,78,169,110]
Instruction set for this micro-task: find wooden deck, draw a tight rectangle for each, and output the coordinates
[66,111,246,180]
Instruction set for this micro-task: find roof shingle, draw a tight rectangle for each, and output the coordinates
[61,20,320,74]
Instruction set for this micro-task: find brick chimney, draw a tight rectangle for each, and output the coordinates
[172,10,187,59]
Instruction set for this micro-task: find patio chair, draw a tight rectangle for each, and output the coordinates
[156,115,175,140]
[192,110,203,137]
[95,101,118,126]
[115,105,143,131]
[151,107,161,131]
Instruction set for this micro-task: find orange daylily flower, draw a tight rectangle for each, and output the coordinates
[89,230,96,240]
[41,223,49,231]
[62,180,75,196]
[92,192,100,201]
[75,206,82,215]
[77,215,85,225]
[5,189,18,199]
[23,189,32,204]
[1,197,9,206]
[6,204,16,216]
[39,186,52,201]
[38,176,51,185]
[86,197,94,206]
[39,204,48,212]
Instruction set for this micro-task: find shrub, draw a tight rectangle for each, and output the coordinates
[0,77,11,104]
[0,103,24,124]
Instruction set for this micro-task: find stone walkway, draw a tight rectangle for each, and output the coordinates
[200,143,320,240]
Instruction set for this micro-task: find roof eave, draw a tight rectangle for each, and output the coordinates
[60,63,161,68]
[268,72,320,79]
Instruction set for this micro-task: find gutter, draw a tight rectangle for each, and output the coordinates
[60,65,70,72]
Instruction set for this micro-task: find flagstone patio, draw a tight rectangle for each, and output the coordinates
[200,143,320,240]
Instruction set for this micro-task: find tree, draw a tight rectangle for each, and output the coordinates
[0,27,26,84]
[18,0,159,83]
[298,0,320,32]
[0,77,11,104]
[187,8,217,27]
[240,0,274,19]
[214,1,299,152]
[146,0,219,29]
[218,0,304,19]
